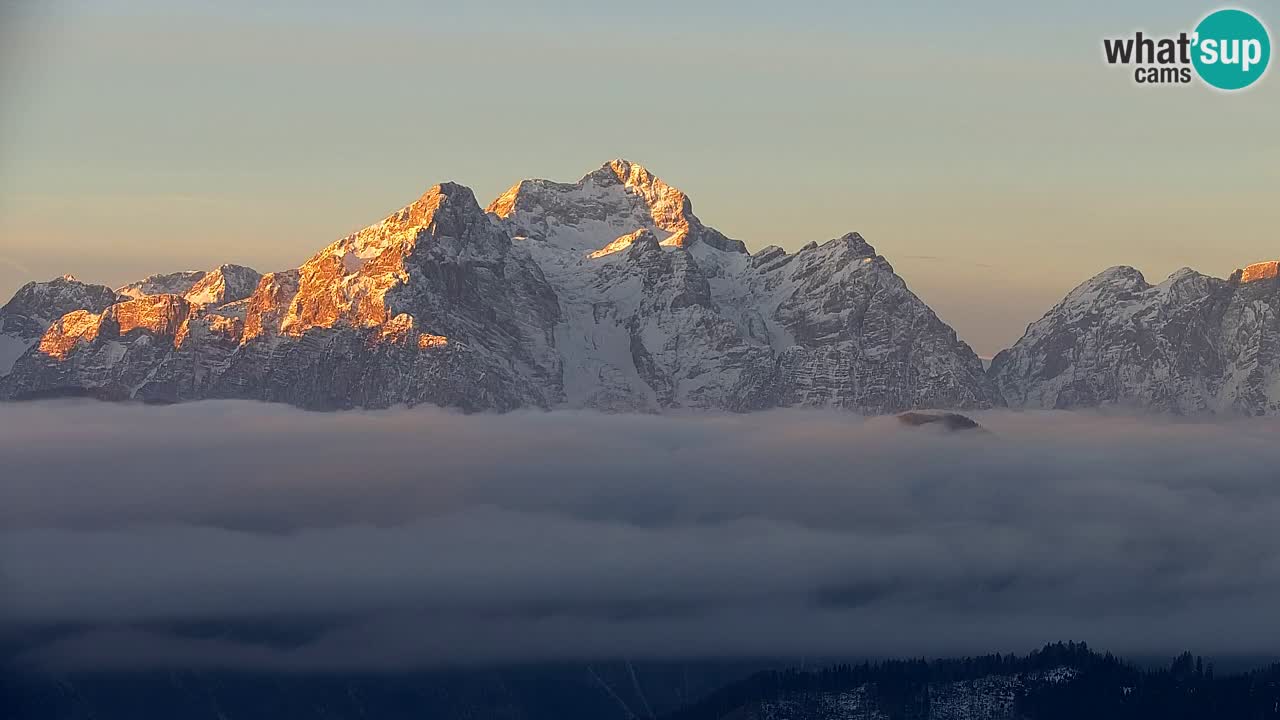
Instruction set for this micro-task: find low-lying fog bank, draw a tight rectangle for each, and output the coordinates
[2,401,1278,669]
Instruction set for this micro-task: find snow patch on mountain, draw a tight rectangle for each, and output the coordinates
[118,265,261,307]
[0,333,33,375]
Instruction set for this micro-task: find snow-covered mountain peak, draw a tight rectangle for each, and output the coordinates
[184,264,262,307]
[579,159,698,217]
[392,181,483,232]
[1052,265,1149,311]
[277,181,515,339]
[1,276,120,340]
[486,160,747,257]
[581,158,657,188]
[1050,265,1227,322]
[830,231,877,258]
[338,181,494,261]
[993,259,1280,415]
[0,276,122,376]
[1166,266,1202,282]
[116,264,261,308]
[1084,264,1148,287]
[1,163,997,413]
[117,270,208,300]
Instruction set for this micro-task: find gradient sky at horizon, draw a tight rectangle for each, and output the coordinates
[0,0,1276,355]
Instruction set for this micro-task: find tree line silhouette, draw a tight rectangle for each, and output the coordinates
[663,642,1280,719]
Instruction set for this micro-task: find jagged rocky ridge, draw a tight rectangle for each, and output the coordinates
[991,261,1280,415]
[0,160,996,412]
[3,160,1274,415]
[0,275,121,376]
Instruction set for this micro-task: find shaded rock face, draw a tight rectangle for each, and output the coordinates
[1,161,998,413]
[486,162,997,413]
[991,262,1280,415]
[748,234,995,413]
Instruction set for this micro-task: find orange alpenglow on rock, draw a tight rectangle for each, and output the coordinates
[278,182,484,339]
[206,313,244,339]
[374,313,449,349]
[38,310,102,360]
[0,160,1009,413]
[1240,260,1279,284]
[487,159,705,255]
[589,229,656,259]
[241,270,300,344]
[603,160,693,248]
[418,333,448,349]
[39,295,193,359]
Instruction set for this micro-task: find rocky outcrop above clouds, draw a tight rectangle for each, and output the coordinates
[991,261,1280,415]
[0,160,1001,412]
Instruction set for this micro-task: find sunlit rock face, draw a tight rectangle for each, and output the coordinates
[10,295,199,400]
[0,276,121,377]
[0,160,998,413]
[487,159,746,255]
[1,183,561,410]
[38,294,195,360]
[991,261,1280,415]
[1241,260,1279,284]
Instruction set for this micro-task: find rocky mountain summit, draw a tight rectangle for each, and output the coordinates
[3,160,1273,415]
[0,275,121,376]
[991,261,1280,415]
[0,160,997,412]
[116,264,262,307]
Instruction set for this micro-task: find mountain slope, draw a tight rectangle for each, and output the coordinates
[991,261,1280,415]
[1,183,561,409]
[0,160,998,413]
[486,160,997,412]
[0,276,121,377]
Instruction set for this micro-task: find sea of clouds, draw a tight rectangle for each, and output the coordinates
[2,400,1278,670]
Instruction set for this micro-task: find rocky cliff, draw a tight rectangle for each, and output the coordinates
[0,160,1000,412]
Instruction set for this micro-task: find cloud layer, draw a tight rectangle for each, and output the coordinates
[2,401,1279,670]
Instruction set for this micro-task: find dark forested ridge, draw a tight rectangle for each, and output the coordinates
[664,642,1280,720]
[3,658,774,720]
[4,643,1279,719]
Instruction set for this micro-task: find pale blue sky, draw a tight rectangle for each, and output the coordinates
[1,0,1276,354]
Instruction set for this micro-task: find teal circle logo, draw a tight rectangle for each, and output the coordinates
[1192,9,1271,90]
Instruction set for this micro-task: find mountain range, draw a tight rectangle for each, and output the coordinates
[1,160,1276,415]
